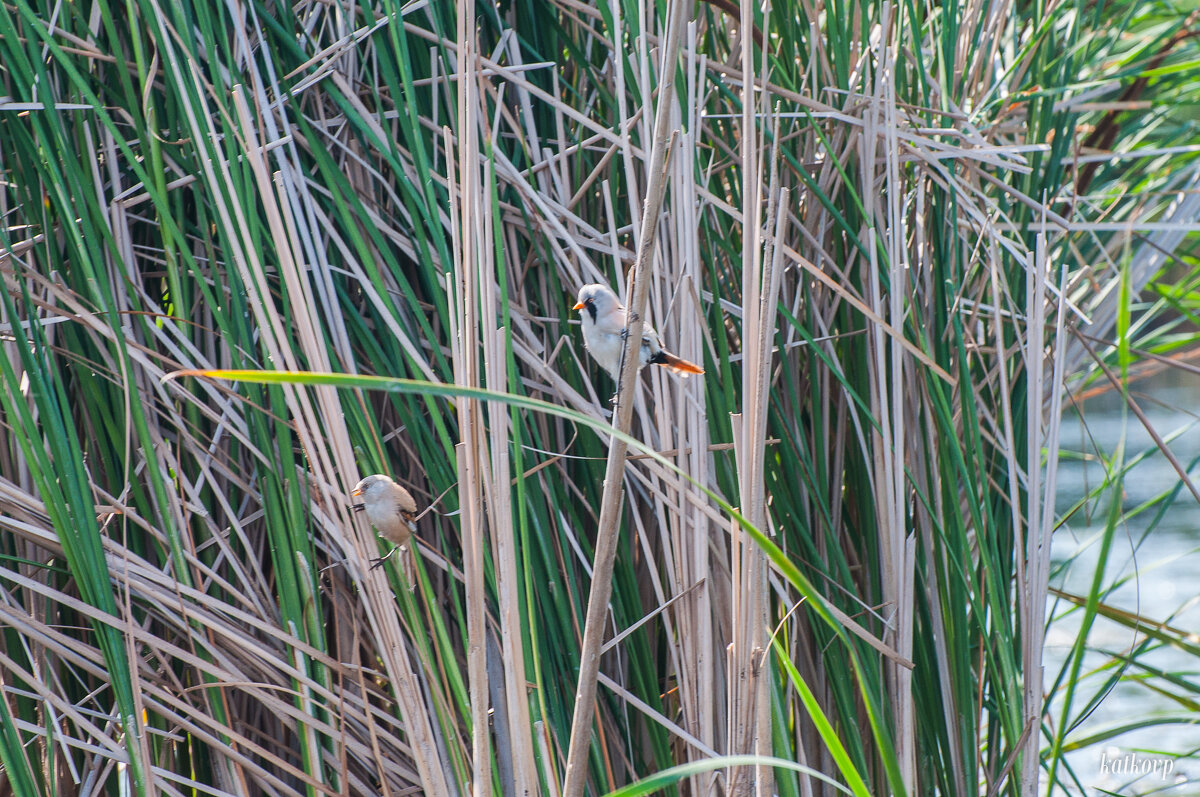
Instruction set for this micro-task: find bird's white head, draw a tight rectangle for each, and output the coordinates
[352,474,394,501]
[573,283,621,324]
[352,473,418,518]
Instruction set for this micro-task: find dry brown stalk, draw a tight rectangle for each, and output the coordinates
[559,1,690,795]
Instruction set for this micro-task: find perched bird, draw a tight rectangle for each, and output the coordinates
[352,474,417,569]
[573,283,704,380]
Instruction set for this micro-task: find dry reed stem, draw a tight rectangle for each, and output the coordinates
[559,1,689,795]
[727,0,772,789]
[1019,231,1059,795]
[451,1,493,789]
[483,83,541,797]
[876,10,917,788]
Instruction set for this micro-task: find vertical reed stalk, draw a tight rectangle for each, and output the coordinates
[730,0,773,791]
[453,0,492,792]
[560,2,689,795]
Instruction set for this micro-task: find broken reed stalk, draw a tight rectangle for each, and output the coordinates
[729,0,772,790]
[559,0,689,794]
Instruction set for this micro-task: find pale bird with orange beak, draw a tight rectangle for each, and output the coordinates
[352,474,417,569]
[573,283,704,380]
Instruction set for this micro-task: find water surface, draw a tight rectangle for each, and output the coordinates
[1049,376,1200,794]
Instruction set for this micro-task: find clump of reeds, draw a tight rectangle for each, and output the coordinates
[0,0,1198,794]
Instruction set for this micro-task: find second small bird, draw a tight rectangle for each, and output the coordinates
[573,283,703,380]
[352,474,417,569]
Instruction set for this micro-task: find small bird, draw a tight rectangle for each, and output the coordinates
[573,283,704,380]
[352,474,418,569]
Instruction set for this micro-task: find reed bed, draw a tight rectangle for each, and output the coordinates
[1,0,1198,794]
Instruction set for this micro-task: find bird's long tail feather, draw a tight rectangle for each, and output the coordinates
[650,350,704,375]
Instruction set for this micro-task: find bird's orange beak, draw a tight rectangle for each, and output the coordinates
[573,301,585,310]
[351,488,363,497]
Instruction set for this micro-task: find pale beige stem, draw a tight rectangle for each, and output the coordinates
[453,0,492,792]
[559,1,689,795]
[728,0,774,791]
